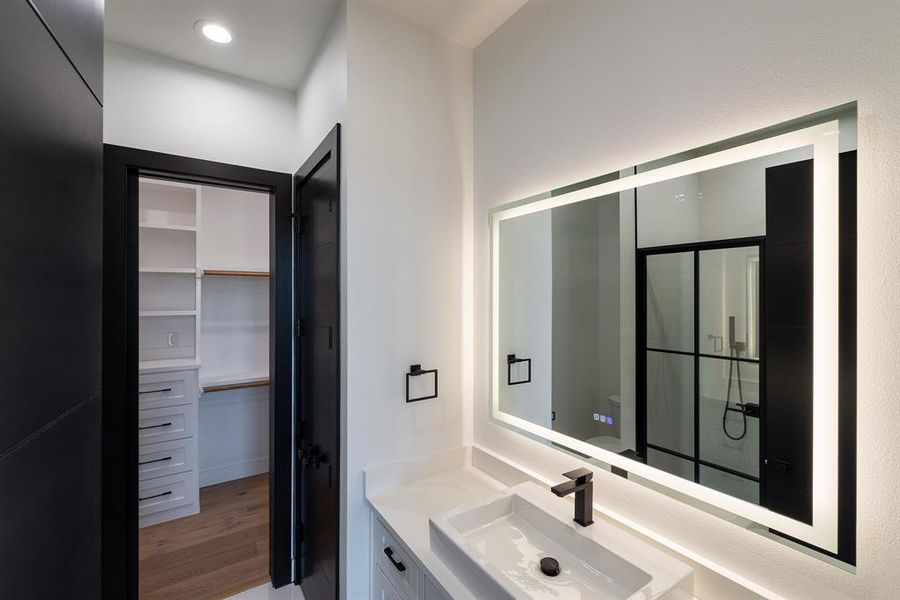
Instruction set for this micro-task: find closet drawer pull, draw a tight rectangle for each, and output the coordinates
[383,547,406,572]
[138,456,173,466]
[139,387,173,395]
[139,490,173,502]
[139,422,172,430]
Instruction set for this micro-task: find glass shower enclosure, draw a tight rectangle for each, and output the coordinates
[638,238,763,504]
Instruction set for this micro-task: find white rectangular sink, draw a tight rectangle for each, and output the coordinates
[429,481,693,599]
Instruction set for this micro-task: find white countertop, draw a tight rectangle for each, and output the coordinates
[365,449,505,599]
[364,446,714,600]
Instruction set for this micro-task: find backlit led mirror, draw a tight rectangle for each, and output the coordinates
[491,104,856,566]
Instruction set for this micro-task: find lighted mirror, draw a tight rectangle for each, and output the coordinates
[491,104,856,565]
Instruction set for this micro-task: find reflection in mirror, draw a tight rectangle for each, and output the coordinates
[493,106,856,565]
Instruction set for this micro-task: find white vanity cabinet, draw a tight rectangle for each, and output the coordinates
[373,564,403,600]
[371,518,451,600]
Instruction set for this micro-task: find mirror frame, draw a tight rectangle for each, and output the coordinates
[490,120,842,553]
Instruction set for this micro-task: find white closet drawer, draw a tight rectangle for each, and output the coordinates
[374,518,418,599]
[138,438,195,481]
[138,405,195,445]
[138,370,197,410]
[138,471,198,517]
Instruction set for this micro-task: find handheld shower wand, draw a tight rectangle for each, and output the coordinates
[722,315,748,441]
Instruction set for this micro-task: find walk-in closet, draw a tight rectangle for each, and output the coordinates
[136,177,271,599]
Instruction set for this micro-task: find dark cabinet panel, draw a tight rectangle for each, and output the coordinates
[764,159,815,524]
[29,0,104,103]
[764,159,813,246]
[0,1,103,597]
[0,397,102,599]
[0,0,103,455]
[763,152,857,562]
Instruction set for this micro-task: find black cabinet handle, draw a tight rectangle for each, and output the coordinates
[139,456,173,466]
[383,547,406,572]
[139,387,172,395]
[139,422,172,430]
[139,490,172,502]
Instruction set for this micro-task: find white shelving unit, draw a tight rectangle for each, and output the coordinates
[138,177,202,527]
[139,222,198,232]
[138,178,272,517]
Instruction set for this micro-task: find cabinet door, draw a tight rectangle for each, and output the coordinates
[373,564,403,600]
[423,576,451,600]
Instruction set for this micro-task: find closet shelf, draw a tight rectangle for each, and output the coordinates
[139,310,197,317]
[201,371,270,394]
[139,357,201,374]
[203,269,270,278]
[139,222,197,232]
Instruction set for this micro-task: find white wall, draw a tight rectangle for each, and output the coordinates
[104,43,297,173]
[295,1,347,167]
[198,386,269,487]
[473,1,900,598]
[345,3,473,597]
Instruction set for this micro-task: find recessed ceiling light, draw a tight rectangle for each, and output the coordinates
[194,20,232,44]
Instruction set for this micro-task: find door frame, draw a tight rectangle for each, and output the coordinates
[102,145,295,598]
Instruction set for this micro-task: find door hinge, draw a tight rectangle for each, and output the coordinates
[295,319,304,337]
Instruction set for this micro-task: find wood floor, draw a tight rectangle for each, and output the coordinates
[139,474,270,600]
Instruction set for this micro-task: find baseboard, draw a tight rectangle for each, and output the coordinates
[200,457,268,487]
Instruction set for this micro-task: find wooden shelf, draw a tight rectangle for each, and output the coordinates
[139,222,197,232]
[201,371,269,394]
[139,310,197,317]
[203,269,270,278]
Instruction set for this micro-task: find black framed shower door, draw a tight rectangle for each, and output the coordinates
[636,236,766,504]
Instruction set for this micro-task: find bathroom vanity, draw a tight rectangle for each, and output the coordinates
[366,447,700,600]
[367,104,858,599]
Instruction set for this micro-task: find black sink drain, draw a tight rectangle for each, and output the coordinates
[539,556,560,577]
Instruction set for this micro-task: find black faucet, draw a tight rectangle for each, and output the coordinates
[551,468,594,526]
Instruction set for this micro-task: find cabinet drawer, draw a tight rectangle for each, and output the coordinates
[138,405,195,445]
[374,518,418,599]
[374,563,403,600]
[138,438,195,481]
[138,471,197,517]
[138,370,197,410]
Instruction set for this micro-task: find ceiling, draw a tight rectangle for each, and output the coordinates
[105,0,525,91]
[105,0,341,90]
[370,0,527,49]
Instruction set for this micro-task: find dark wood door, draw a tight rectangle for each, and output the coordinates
[0,1,103,597]
[295,125,341,599]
